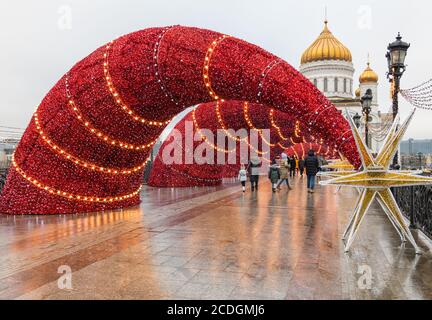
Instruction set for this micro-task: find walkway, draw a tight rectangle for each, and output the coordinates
[0,177,432,299]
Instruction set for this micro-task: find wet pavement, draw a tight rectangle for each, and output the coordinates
[1,176,432,300]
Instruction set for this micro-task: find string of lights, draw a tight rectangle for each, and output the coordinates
[306,103,331,128]
[192,106,236,153]
[153,26,187,111]
[336,130,353,149]
[12,154,142,202]
[400,79,432,109]
[256,59,282,103]
[103,41,171,126]
[242,102,275,148]
[193,103,268,156]
[216,100,248,142]
[65,74,157,150]
[269,109,288,141]
[203,34,230,101]
[33,112,150,174]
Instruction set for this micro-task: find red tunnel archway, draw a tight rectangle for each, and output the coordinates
[148,100,338,187]
[0,25,359,214]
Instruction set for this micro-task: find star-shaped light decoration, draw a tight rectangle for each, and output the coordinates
[320,109,432,254]
[319,155,356,193]
[322,154,355,171]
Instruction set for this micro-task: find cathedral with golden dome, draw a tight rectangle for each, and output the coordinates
[299,19,383,152]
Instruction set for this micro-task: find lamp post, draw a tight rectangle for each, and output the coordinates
[361,89,373,148]
[417,152,423,169]
[386,32,410,165]
[353,113,361,129]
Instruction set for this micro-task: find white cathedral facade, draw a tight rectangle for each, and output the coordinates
[299,20,383,154]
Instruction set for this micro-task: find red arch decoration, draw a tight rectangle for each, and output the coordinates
[283,142,336,160]
[148,100,339,187]
[0,25,359,214]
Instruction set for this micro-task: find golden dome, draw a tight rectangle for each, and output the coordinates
[359,62,378,83]
[301,21,352,64]
[355,87,361,98]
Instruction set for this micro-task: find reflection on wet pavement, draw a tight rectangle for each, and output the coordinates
[1,178,432,300]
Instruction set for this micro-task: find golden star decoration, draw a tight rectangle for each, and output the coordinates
[322,154,355,171]
[320,109,432,254]
[319,156,356,192]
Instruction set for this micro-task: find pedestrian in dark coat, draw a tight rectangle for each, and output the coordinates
[289,156,297,178]
[299,157,305,177]
[268,159,280,193]
[304,149,319,193]
[247,156,261,191]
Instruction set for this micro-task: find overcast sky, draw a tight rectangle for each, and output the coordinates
[1,0,431,139]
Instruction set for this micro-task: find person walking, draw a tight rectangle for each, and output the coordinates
[289,156,297,178]
[276,153,291,190]
[268,159,280,193]
[305,149,319,193]
[299,157,305,178]
[316,156,325,183]
[238,164,248,192]
[247,156,261,191]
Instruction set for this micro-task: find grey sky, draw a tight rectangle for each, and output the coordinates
[1,0,431,139]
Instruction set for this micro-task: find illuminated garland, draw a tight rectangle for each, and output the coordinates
[12,155,142,202]
[269,109,288,141]
[34,112,150,174]
[291,146,299,159]
[65,75,156,151]
[192,107,236,153]
[308,104,330,126]
[242,102,275,148]
[256,59,282,103]
[401,79,432,110]
[153,26,185,109]
[336,130,353,149]
[103,41,171,126]
[216,100,247,142]
[294,120,301,138]
[193,104,268,156]
[218,101,268,155]
[277,142,291,149]
[203,34,230,100]
[297,143,304,158]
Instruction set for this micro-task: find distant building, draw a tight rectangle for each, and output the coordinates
[0,140,19,169]
[400,139,432,155]
[299,19,390,153]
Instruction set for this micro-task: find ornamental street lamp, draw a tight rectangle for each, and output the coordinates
[361,89,373,148]
[353,113,361,128]
[386,32,410,165]
[417,152,423,169]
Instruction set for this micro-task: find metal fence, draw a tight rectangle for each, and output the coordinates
[392,185,432,239]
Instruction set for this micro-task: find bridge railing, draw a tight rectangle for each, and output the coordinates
[392,178,432,239]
